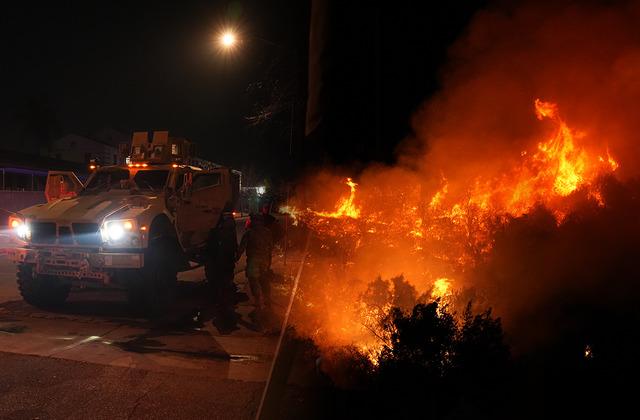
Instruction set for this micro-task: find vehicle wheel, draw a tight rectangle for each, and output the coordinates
[140,237,178,316]
[17,264,70,308]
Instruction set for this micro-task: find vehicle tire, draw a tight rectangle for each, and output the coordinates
[140,237,178,317]
[17,264,70,308]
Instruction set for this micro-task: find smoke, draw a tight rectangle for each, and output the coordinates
[409,0,640,182]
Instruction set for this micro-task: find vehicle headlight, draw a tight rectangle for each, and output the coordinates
[101,219,136,243]
[9,217,31,241]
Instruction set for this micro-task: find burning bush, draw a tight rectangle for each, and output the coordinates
[378,302,510,418]
[314,300,510,419]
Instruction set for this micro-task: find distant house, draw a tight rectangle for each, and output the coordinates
[51,133,119,165]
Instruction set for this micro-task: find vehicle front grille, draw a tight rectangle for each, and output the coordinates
[30,222,57,244]
[72,223,101,246]
[58,226,73,245]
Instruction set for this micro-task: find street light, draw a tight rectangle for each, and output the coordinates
[217,30,294,154]
[216,26,286,52]
[220,31,237,47]
[217,29,238,51]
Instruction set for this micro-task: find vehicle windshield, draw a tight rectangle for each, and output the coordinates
[81,169,130,194]
[80,169,169,194]
[133,170,169,192]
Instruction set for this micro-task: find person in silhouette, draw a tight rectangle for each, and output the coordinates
[237,213,274,310]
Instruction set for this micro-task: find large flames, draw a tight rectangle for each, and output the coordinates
[422,98,618,223]
[285,99,619,363]
[312,178,361,219]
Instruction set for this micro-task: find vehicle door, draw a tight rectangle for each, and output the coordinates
[45,171,84,202]
[175,170,230,249]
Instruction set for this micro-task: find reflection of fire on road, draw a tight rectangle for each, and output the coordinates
[283,100,620,363]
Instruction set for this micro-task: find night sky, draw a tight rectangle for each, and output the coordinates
[1,1,484,181]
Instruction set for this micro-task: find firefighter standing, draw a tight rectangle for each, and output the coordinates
[237,213,274,310]
[261,203,283,246]
[207,212,238,298]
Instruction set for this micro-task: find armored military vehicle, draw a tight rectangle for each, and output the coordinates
[7,131,240,314]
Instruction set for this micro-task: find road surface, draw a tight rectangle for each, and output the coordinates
[0,227,302,418]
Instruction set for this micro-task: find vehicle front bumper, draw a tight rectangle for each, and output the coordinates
[8,247,144,281]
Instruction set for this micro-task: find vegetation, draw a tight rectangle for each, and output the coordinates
[308,299,509,419]
[374,301,509,418]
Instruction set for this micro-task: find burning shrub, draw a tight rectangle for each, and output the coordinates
[376,302,509,418]
[292,271,422,363]
[313,300,510,419]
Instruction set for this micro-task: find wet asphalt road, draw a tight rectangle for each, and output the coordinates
[0,237,300,418]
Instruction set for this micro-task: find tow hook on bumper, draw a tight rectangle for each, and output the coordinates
[9,248,144,280]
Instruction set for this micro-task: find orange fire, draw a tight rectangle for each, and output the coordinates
[534,98,586,196]
[312,178,361,219]
[421,98,619,222]
[431,278,452,300]
[286,99,620,364]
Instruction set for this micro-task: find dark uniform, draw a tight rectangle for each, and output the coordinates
[206,213,238,297]
[261,204,283,245]
[238,214,274,309]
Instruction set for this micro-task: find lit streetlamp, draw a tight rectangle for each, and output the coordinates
[217,29,239,51]
[216,27,283,51]
[217,29,294,154]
